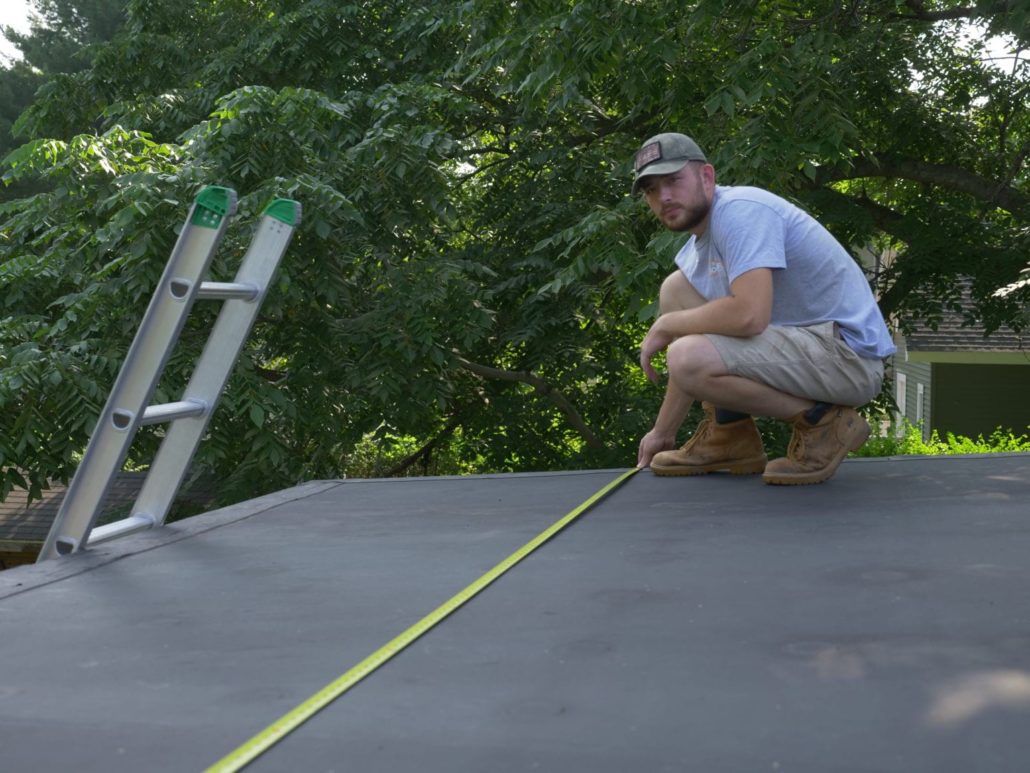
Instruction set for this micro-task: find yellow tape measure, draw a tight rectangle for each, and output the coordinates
[205,467,639,772]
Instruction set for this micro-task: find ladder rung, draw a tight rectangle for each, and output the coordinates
[196,281,260,300]
[139,399,208,426]
[87,514,157,546]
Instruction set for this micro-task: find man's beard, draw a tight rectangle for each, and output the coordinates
[666,198,711,232]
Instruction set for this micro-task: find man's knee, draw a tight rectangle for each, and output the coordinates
[659,271,705,314]
[667,335,726,388]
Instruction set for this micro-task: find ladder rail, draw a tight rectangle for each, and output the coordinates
[38,189,237,560]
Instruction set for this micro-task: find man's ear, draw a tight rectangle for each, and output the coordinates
[700,163,716,191]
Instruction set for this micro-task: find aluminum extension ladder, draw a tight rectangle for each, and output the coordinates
[38,187,301,561]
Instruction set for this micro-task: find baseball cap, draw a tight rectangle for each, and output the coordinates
[631,133,707,193]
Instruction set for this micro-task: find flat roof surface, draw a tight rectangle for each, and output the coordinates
[2,455,1029,772]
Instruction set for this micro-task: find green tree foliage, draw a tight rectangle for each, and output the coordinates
[4,0,125,74]
[1,0,128,197]
[1,0,1028,503]
[0,63,42,157]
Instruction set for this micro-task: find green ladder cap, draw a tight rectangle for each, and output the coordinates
[191,186,238,229]
[263,198,302,226]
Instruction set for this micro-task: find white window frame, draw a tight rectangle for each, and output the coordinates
[895,372,908,435]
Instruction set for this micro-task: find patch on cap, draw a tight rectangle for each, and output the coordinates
[634,142,662,172]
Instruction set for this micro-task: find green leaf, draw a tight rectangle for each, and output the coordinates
[249,403,265,428]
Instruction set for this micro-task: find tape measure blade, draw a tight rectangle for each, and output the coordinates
[205,468,639,772]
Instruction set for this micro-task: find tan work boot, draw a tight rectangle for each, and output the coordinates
[762,405,871,485]
[650,403,768,476]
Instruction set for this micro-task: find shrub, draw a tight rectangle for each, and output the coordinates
[853,421,1030,457]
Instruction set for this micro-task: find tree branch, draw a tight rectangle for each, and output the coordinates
[816,155,1030,220]
[891,0,1017,23]
[893,0,980,22]
[1002,137,1030,191]
[384,412,463,476]
[455,357,605,449]
[256,365,286,382]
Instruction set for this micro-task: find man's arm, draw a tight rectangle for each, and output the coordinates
[637,379,693,467]
[639,268,773,383]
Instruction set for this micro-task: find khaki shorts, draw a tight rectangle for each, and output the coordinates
[706,322,884,406]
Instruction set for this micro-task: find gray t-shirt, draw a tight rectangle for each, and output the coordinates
[674,185,896,359]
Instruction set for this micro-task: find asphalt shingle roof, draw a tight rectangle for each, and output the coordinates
[0,473,216,544]
[903,283,1027,354]
[0,473,148,544]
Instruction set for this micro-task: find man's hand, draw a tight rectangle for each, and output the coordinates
[638,428,677,468]
[639,317,675,384]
